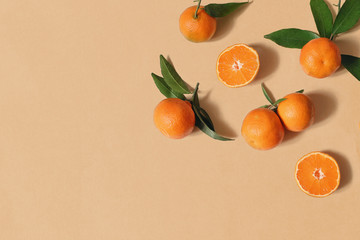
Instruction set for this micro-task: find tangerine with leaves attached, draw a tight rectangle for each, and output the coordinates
[300,38,341,78]
[241,108,285,150]
[277,93,315,132]
[154,98,195,139]
[179,5,216,43]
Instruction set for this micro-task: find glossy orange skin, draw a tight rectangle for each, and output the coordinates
[300,38,341,78]
[277,93,315,132]
[179,6,217,43]
[241,108,285,150]
[154,98,195,139]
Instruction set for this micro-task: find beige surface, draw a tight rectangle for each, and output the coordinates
[0,0,359,239]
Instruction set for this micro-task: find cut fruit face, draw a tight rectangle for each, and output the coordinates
[216,44,260,88]
[295,151,340,198]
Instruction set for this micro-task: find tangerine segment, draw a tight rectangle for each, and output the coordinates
[295,152,340,197]
[216,44,260,87]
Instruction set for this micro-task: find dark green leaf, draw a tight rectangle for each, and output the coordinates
[190,82,230,140]
[191,82,200,107]
[273,98,286,106]
[296,89,305,93]
[261,83,274,104]
[332,0,360,37]
[199,107,215,131]
[190,83,215,131]
[341,54,360,81]
[151,73,186,100]
[193,105,233,141]
[310,0,333,38]
[160,55,191,94]
[264,28,320,49]
[204,2,249,18]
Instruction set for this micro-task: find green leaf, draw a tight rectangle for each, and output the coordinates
[151,73,186,100]
[191,82,200,107]
[341,54,360,81]
[296,89,305,93]
[310,0,333,38]
[273,98,286,106]
[261,83,274,104]
[264,28,320,49]
[259,105,271,108]
[204,2,248,18]
[190,83,215,131]
[191,83,230,140]
[160,55,191,94]
[199,107,215,131]
[193,105,234,141]
[332,0,360,37]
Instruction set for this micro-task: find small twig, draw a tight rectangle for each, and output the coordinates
[330,0,341,40]
[194,0,202,19]
[333,0,342,13]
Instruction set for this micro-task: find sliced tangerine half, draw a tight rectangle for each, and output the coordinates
[295,151,340,198]
[216,43,260,88]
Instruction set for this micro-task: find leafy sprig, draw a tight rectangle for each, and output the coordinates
[191,83,233,141]
[264,0,360,81]
[152,55,234,141]
[193,0,249,18]
[259,83,304,111]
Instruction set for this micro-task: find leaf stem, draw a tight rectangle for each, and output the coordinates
[191,82,200,102]
[331,0,341,40]
[336,0,341,13]
[261,83,274,105]
[194,0,202,19]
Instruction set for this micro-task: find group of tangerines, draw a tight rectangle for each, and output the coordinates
[153,1,345,198]
[241,86,315,150]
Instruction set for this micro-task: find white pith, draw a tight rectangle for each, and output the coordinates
[232,60,243,71]
[313,168,325,180]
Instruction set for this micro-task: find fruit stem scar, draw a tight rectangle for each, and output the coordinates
[194,0,202,19]
[313,168,325,180]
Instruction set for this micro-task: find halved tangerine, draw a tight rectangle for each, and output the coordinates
[216,43,260,87]
[295,151,340,198]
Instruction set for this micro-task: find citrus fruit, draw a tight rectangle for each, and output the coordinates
[216,44,260,87]
[179,6,217,43]
[277,93,315,132]
[295,151,340,197]
[241,108,284,150]
[300,38,341,78]
[154,98,195,139]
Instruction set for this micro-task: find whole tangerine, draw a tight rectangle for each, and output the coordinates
[179,6,216,43]
[277,93,315,132]
[300,38,341,78]
[241,108,285,150]
[154,98,195,139]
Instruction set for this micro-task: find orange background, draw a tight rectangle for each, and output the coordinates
[0,0,359,239]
